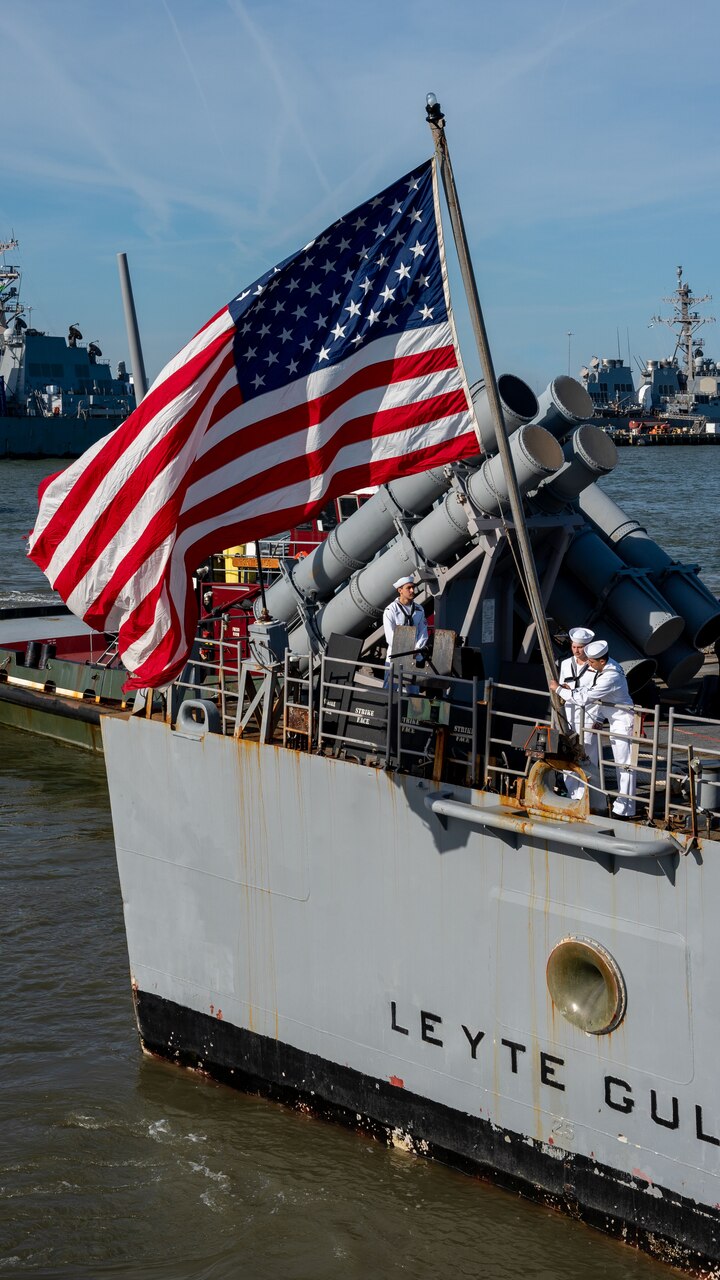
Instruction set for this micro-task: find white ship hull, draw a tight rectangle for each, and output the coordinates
[103,714,720,1270]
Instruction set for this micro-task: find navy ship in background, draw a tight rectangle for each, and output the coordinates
[0,237,136,458]
[581,267,720,437]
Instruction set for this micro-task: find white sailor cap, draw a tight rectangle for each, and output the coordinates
[569,626,595,645]
[585,639,609,658]
[392,576,415,589]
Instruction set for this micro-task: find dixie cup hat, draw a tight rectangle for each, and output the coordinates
[585,639,609,659]
[392,576,415,589]
[569,626,595,645]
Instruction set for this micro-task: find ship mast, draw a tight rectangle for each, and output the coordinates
[651,265,715,382]
[425,95,569,733]
[0,237,21,333]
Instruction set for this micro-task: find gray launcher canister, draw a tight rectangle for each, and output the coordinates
[531,375,594,439]
[654,637,704,689]
[578,484,720,648]
[257,467,453,625]
[290,424,564,654]
[533,424,618,510]
[563,528,684,656]
[547,573,656,694]
[469,374,539,454]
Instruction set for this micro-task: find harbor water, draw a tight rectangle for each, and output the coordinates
[2,452,719,1278]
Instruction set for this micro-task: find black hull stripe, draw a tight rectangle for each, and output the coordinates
[135,989,720,1273]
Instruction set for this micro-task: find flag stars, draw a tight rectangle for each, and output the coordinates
[243,346,257,361]
[258,323,271,338]
[314,313,328,329]
[272,300,285,314]
[373,222,387,238]
[343,268,354,284]
[367,308,380,326]
[409,208,423,224]
[359,277,373,295]
[321,259,336,275]
[301,255,314,269]
[292,304,307,320]
[345,299,362,318]
[383,312,397,327]
[254,284,265,295]
[419,304,434,320]
[308,281,321,297]
[395,262,411,281]
[317,346,330,362]
[337,237,351,253]
[265,351,279,366]
[353,214,367,230]
[317,235,330,249]
[380,285,395,303]
[328,290,341,306]
[287,358,299,375]
[376,253,388,268]
[279,327,293,343]
[287,278,300,292]
[417,274,430,289]
[392,231,405,247]
[406,175,420,191]
[252,373,265,389]
[390,200,402,215]
[410,240,426,258]
[331,322,346,340]
[301,336,313,352]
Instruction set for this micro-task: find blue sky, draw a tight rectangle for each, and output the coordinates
[3,0,719,394]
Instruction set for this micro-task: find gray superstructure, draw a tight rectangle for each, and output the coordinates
[102,365,720,1270]
[0,238,135,457]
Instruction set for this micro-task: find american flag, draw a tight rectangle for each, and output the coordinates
[28,158,478,689]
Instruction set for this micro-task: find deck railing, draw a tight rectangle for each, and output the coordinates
[167,634,720,832]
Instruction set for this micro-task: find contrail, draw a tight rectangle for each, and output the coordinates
[226,0,332,195]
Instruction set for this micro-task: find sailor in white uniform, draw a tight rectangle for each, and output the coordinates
[552,639,636,817]
[557,626,596,798]
[383,576,428,685]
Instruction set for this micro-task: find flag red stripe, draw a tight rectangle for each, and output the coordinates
[120,426,479,691]
[51,348,237,603]
[85,387,469,630]
[195,345,461,479]
[30,323,235,569]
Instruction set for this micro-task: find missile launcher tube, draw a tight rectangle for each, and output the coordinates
[531,375,594,439]
[534,424,618,509]
[547,573,656,693]
[257,467,452,624]
[578,485,720,648]
[655,638,704,690]
[564,529,684,657]
[470,374,539,454]
[290,425,564,654]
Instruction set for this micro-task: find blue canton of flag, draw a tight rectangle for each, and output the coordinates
[229,161,447,397]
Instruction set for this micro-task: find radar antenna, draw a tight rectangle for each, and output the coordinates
[650,265,715,380]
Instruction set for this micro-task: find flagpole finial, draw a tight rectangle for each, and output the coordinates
[425,94,445,128]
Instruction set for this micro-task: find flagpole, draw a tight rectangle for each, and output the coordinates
[425,94,568,733]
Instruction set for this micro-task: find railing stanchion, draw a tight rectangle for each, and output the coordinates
[648,704,660,820]
[664,707,675,825]
[483,678,493,787]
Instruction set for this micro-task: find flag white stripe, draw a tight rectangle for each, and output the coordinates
[113,404,473,676]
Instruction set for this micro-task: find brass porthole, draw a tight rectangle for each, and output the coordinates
[546,936,626,1035]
